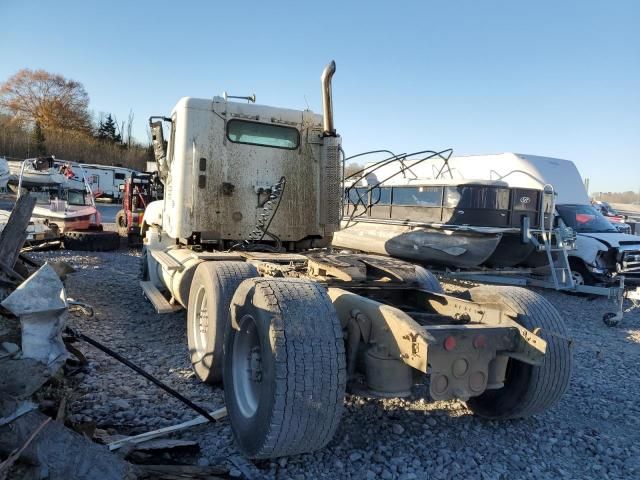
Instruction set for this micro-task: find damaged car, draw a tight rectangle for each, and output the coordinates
[556,203,640,285]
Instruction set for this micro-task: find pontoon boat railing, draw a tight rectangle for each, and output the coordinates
[343,149,454,226]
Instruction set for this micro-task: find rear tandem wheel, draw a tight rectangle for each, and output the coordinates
[224,278,346,459]
[187,261,258,384]
[465,286,572,419]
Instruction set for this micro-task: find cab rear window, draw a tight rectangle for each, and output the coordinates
[226,119,299,149]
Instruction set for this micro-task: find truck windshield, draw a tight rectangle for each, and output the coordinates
[227,119,299,149]
[556,204,617,233]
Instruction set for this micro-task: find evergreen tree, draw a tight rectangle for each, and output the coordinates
[97,113,122,143]
[32,120,46,155]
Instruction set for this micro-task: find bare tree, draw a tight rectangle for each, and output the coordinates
[0,69,92,132]
[126,110,134,147]
[344,162,364,178]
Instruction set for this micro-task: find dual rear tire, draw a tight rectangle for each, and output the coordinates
[186,263,346,458]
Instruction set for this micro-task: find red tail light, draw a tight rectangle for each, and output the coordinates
[443,336,456,351]
[473,335,487,349]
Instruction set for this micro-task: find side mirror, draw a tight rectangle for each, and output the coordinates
[150,121,167,164]
[149,117,172,184]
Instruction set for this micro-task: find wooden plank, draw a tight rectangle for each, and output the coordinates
[0,194,36,269]
[140,281,181,314]
[108,407,227,451]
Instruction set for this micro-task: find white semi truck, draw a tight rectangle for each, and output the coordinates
[140,63,571,459]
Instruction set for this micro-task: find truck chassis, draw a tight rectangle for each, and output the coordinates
[141,245,571,459]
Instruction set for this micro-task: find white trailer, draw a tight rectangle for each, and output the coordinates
[79,164,136,200]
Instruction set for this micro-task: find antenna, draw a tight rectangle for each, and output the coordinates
[223,92,256,103]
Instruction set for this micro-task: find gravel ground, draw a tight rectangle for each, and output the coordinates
[29,248,640,480]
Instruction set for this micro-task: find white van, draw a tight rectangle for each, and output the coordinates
[372,152,640,285]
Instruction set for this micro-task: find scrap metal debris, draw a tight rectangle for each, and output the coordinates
[1,263,69,369]
[108,407,227,452]
[0,193,36,291]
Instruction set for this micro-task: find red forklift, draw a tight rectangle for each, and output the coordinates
[115,172,160,246]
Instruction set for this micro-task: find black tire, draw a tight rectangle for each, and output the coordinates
[187,262,258,384]
[224,278,346,458]
[568,258,595,286]
[115,210,128,237]
[414,265,444,293]
[62,231,120,252]
[139,246,149,281]
[465,286,572,419]
[127,233,142,247]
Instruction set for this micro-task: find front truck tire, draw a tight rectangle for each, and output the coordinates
[465,286,572,419]
[224,278,346,459]
[187,262,258,384]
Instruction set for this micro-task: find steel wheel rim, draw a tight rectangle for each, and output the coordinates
[192,286,208,355]
[232,314,262,419]
[571,270,585,286]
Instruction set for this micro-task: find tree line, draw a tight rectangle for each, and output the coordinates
[592,191,640,204]
[0,69,152,170]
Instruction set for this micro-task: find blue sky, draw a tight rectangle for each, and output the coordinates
[1,0,638,192]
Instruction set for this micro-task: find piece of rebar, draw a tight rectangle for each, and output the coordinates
[67,329,216,423]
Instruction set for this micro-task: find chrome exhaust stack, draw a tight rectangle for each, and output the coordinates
[321,60,337,137]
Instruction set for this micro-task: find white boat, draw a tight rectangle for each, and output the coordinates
[8,157,67,187]
[15,159,101,232]
[0,208,60,244]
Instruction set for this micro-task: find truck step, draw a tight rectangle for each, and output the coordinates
[190,251,244,261]
[151,250,184,271]
[140,281,182,314]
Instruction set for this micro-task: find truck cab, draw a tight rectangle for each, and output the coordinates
[146,95,341,251]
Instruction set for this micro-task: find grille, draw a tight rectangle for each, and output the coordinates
[320,136,342,233]
[622,250,640,272]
